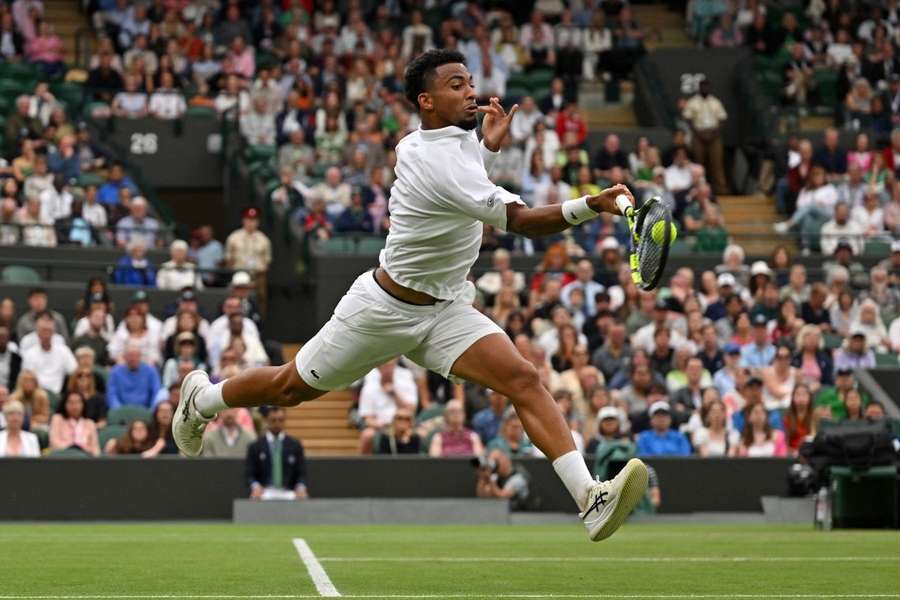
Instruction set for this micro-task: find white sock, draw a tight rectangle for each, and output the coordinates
[194,381,228,418]
[552,450,595,512]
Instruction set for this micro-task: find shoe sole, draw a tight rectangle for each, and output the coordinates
[591,458,649,542]
[174,369,208,457]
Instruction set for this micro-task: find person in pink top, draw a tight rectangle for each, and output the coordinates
[429,399,484,457]
[48,391,100,456]
[26,20,65,79]
[227,36,255,80]
[733,402,787,457]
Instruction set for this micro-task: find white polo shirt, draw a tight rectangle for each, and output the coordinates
[380,125,524,300]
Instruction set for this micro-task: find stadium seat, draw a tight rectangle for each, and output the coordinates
[875,352,899,367]
[823,332,843,351]
[46,390,61,412]
[527,69,555,92]
[47,446,92,458]
[1,265,41,284]
[864,239,891,256]
[355,237,386,254]
[106,405,152,426]
[185,105,216,119]
[98,425,126,451]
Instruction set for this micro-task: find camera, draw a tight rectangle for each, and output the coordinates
[471,455,497,472]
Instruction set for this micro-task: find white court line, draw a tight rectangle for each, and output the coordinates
[317,556,899,563]
[2,595,900,599]
[291,538,341,598]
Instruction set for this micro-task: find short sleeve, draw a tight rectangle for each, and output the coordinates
[436,148,525,231]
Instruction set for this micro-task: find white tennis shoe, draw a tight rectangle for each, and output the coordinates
[173,370,213,457]
[580,458,649,541]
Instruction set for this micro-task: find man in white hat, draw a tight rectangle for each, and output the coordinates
[636,401,691,456]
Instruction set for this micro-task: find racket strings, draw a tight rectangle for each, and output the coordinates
[636,202,669,286]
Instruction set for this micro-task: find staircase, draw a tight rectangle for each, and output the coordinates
[44,0,88,65]
[632,4,693,50]
[718,195,789,255]
[279,343,359,456]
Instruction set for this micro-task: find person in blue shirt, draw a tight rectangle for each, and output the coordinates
[97,162,139,206]
[107,344,160,409]
[472,388,508,444]
[740,313,775,369]
[636,401,692,456]
[731,377,784,432]
[112,240,157,287]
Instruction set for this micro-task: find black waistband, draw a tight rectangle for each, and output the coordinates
[372,270,440,306]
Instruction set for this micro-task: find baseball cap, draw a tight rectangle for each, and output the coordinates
[599,237,620,252]
[598,406,619,421]
[746,376,763,387]
[241,207,260,219]
[752,313,768,327]
[717,272,736,287]
[850,328,866,338]
[750,260,772,277]
[724,342,741,354]
[652,166,665,177]
[648,401,671,416]
[231,271,252,287]
[179,289,197,303]
[836,367,853,376]
[131,290,149,304]
[892,240,900,253]
[835,238,854,253]
[88,292,106,304]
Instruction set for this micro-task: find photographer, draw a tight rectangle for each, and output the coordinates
[474,448,533,511]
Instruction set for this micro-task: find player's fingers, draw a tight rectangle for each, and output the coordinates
[490,97,505,115]
[476,105,499,114]
[506,104,519,120]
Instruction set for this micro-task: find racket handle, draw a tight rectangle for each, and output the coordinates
[615,194,632,216]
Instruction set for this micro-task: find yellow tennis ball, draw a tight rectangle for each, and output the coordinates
[651,221,677,245]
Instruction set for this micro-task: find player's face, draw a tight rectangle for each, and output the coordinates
[427,63,478,130]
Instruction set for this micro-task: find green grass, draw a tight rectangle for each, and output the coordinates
[0,523,898,598]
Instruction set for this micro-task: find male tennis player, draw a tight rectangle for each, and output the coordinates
[175,49,648,541]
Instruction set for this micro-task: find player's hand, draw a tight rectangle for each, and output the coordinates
[587,184,635,215]
[478,97,518,152]
[250,484,263,500]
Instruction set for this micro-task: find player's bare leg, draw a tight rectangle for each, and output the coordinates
[451,333,648,541]
[173,362,324,456]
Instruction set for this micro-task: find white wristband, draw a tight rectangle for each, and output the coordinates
[614,194,632,216]
[562,196,599,225]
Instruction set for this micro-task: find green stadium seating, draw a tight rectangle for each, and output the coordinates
[77,172,105,187]
[864,239,891,256]
[527,69,555,92]
[244,144,277,162]
[185,105,216,119]
[504,85,530,101]
[875,352,899,367]
[823,332,843,351]
[47,446,91,458]
[814,69,839,108]
[34,428,48,450]
[1,265,41,284]
[46,390,61,412]
[106,405,152,426]
[98,425,126,452]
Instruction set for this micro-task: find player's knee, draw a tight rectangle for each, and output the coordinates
[273,364,308,407]
[506,361,542,399]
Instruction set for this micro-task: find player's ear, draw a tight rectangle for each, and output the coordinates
[417,92,433,112]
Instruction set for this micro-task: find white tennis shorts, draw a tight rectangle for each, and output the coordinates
[295,270,504,391]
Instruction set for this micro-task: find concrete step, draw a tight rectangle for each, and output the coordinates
[301,438,359,455]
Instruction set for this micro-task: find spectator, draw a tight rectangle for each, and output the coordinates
[374,406,421,455]
[65,365,107,426]
[357,360,418,454]
[208,313,268,369]
[834,329,876,370]
[334,188,374,233]
[800,284,832,331]
[148,71,186,120]
[734,402,787,457]
[842,388,866,422]
[0,400,40,457]
[116,196,160,248]
[86,51,124,103]
[850,300,889,351]
[142,401,177,457]
[815,368,868,420]
[783,384,815,455]
[48,391,100,456]
[0,13,23,62]
[105,419,154,455]
[10,370,49,431]
[108,305,160,367]
[80,185,108,230]
[740,314,776,369]
[820,204,864,256]
[241,95,276,146]
[761,345,797,411]
[97,162,138,207]
[487,409,534,457]
[112,240,156,287]
[4,96,42,156]
[692,398,738,457]
[475,447,533,510]
[429,400,484,457]
[0,324,21,390]
[112,74,149,118]
[16,195,57,247]
[191,225,223,287]
[246,406,307,500]
[106,343,161,410]
[71,305,112,366]
[157,239,203,291]
[731,377,784,432]
[682,79,729,194]
[636,401,692,456]
[472,389,508,445]
[225,207,272,279]
[202,408,257,458]
[21,313,76,394]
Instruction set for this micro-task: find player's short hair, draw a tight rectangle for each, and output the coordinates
[404,48,467,111]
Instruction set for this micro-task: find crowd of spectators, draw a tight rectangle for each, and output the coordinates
[350,240,898,482]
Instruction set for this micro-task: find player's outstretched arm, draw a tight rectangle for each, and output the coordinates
[505,184,635,239]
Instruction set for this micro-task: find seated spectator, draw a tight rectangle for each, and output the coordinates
[800,284,832,332]
[820,203,864,256]
[842,388,866,422]
[591,322,632,383]
[106,343,161,410]
[86,51,124,104]
[357,360,418,454]
[246,406,307,500]
[429,400,484,457]
[202,408,257,458]
[65,365,107,426]
[27,20,65,79]
[636,401,691,456]
[141,402,177,457]
[783,384,815,455]
[730,377,784,432]
[105,419,154,455]
[48,391,100,456]
[112,74,149,118]
[80,185,108,230]
[774,166,837,244]
[475,447,533,510]
[97,162,138,207]
[487,409,534,457]
[162,332,206,388]
[760,345,797,411]
[71,304,112,365]
[48,134,80,182]
[112,240,156,287]
[108,305,161,367]
[334,188,374,233]
[208,313,268,369]
[670,356,710,412]
[241,95,276,146]
[116,197,160,248]
[472,389,508,444]
[849,300,889,351]
[374,406,421,455]
[584,405,631,455]
[0,400,41,457]
[10,370,50,431]
[0,325,20,390]
[21,313,76,394]
[740,314,775,370]
[16,195,57,247]
[148,72,186,120]
[157,239,203,291]
[691,398,738,457]
[834,330,876,370]
[853,187,885,237]
[734,402,787,457]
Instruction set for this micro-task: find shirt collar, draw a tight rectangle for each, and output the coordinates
[418,125,473,141]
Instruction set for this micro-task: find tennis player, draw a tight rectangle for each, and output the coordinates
[175,49,648,541]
